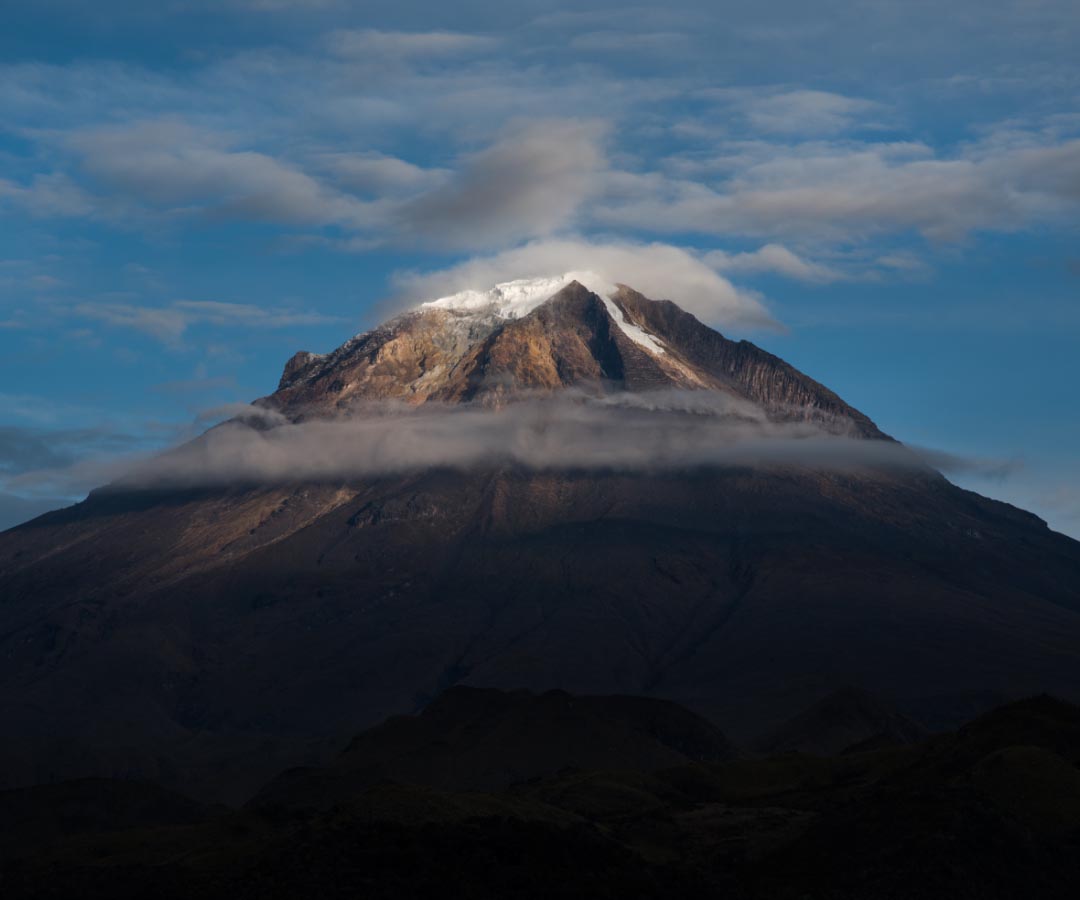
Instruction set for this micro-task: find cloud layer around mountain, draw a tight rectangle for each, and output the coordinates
[7,394,1015,497]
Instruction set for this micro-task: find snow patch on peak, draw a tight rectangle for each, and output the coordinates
[421,272,613,320]
[419,271,666,355]
[600,296,667,356]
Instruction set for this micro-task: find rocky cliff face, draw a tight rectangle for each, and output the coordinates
[269,280,883,438]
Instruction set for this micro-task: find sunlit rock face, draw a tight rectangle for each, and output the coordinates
[270,278,884,438]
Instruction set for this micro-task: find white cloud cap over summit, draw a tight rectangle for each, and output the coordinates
[393,238,776,330]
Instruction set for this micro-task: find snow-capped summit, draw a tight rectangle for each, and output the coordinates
[420,272,614,320]
[420,272,665,354]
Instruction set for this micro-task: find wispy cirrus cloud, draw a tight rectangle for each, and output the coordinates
[704,244,846,284]
[593,134,1080,243]
[740,90,884,136]
[74,299,341,343]
[326,29,497,60]
[65,120,373,228]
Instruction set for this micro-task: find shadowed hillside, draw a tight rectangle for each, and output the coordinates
[3,691,1080,899]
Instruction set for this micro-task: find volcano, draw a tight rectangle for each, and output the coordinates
[2,276,1079,802]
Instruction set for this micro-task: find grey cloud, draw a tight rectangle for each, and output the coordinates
[0,426,76,474]
[236,0,342,9]
[592,134,1080,243]
[0,173,96,218]
[910,446,1022,480]
[75,303,189,342]
[0,423,146,476]
[739,90,882,136]
[15,389,1025,503]
[74,298,340,344]
[2,7,1078,265]
[705,244,845,284]
[396,121,608,248]
[67,120,372,227]
[44,394,1002,493]
[326,29,497,59]
[195,402,289,427]
[320,152,450,195]
[22,401,864,491]
[569,31,691,54]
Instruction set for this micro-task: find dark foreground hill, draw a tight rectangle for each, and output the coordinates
[1,279,1079,802]
[2,690,1080,900]
[251,685,736,811]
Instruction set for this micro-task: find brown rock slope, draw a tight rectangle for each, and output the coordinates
[1,281,1079,803]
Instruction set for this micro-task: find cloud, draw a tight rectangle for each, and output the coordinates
[395,120,609,249]
[74,298,340,343]
[75,303,189,342]
[195,402,288,427]
[326,29,497,60]
[23,114,614,253]
[14,392,1015,495]
[320,152,449,195]
[910,446,1022,480]
[705,244,845,283]
[569,31,690,54]
[1,392,1022,527]
[0,173,96,218]
[236,0,342,10]
[12,45,1076,255]
[0,423,149,478]
[593,135,1080,243]
[14,395,902,492]
[0,425,78,474]
[66,120,371,227]
[391,238,775,329]
[739,90,882,136]
[331,29,495,59]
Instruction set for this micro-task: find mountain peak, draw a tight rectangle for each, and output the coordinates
[268,277,885,439]
[419,272,611,320]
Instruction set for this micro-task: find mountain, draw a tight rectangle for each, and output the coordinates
[268,276,884,433]
[1,275,1079,803]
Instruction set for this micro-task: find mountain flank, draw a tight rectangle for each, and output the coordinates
[1,276,1078,802]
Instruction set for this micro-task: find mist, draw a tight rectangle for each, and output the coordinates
[87,392,954,491]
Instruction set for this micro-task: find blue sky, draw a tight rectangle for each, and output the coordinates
[1,0,1078,535]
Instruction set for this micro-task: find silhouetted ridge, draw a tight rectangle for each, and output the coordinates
[252,686,735,812]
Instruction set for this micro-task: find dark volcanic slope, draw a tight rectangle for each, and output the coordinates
[1,281,1079,802]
